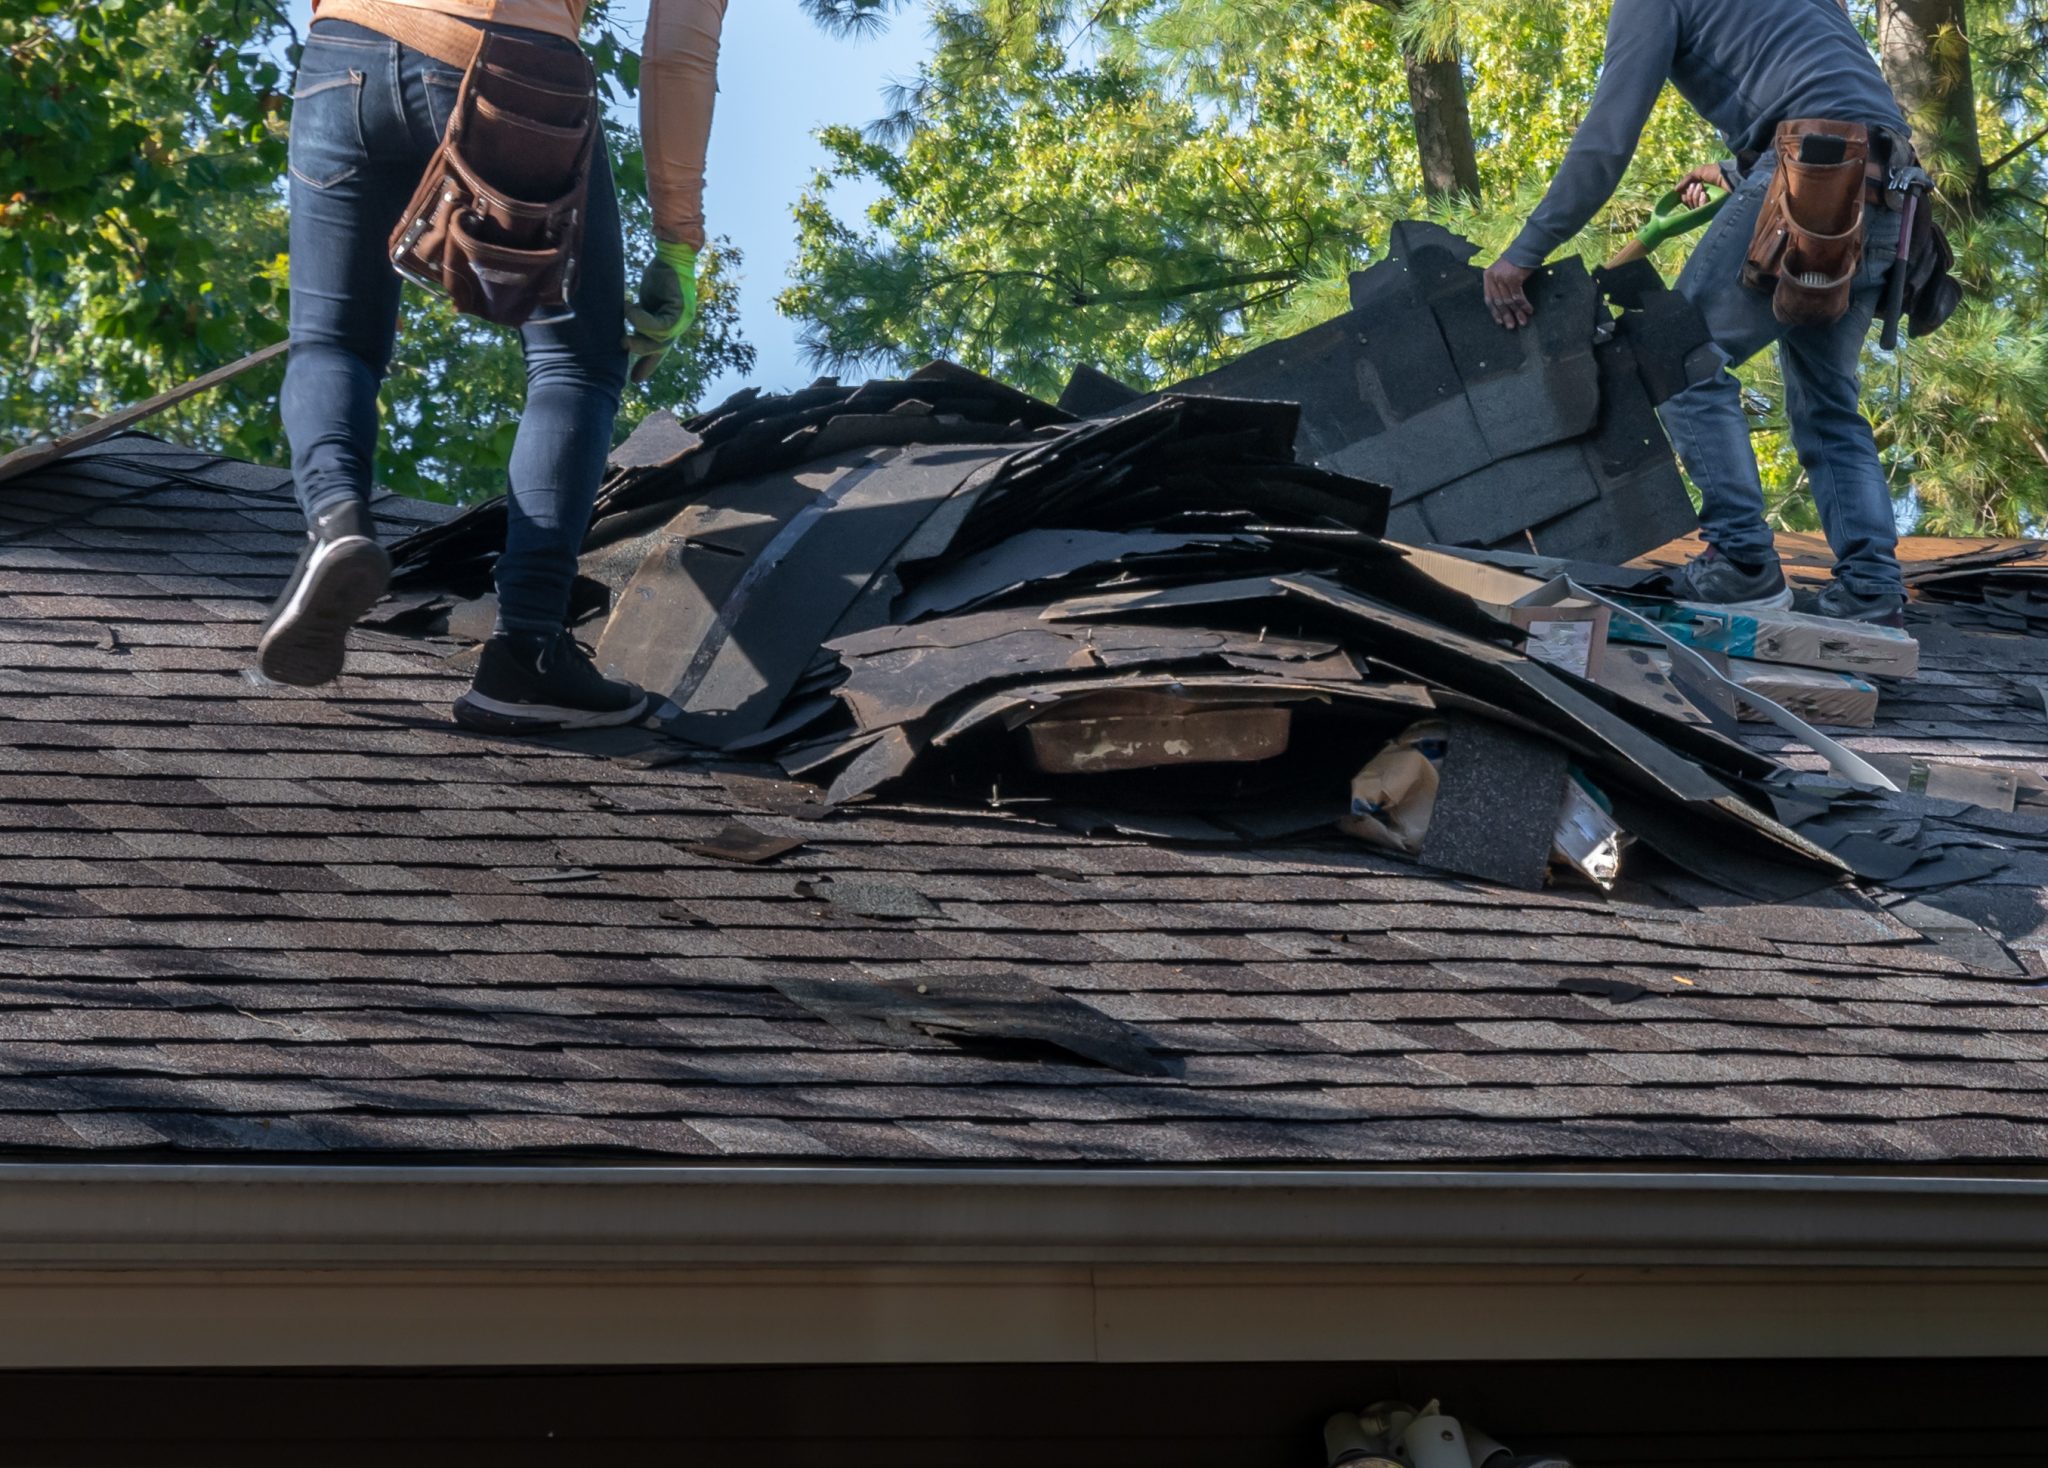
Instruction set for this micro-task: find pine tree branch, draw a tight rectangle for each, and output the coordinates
[1070,268,1304,306]
[1985,121,2048,178]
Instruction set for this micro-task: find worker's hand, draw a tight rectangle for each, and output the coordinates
[1483,259,1536,331]
[1677,163,1730,210]
[624,239,700,386]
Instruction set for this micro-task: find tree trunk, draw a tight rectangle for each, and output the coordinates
[1876,0,1985,205]
[1404,44,1482,202]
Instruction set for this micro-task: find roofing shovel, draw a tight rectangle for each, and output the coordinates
[1605,184,1729,270]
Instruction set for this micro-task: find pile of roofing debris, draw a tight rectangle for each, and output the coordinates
[1905,539,2048,636]
[1326,1400,1569,1468]
[388,223,2036,907]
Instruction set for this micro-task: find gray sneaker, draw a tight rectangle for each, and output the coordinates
[1670,546,1794,610]
[257,499,391,687]
[1796,580,1908,628]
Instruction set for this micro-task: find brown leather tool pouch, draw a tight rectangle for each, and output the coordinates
[1741,119,1870,328]
[389,29,598,327]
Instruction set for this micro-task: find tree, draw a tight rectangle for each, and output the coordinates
[1,1,753,503]
[786,0,2048,533]
[1,2,292,459]
[806,0,1481,198]
[1396,11,1482,202]
[1879,0,1988,203]
[785,0,1716,396]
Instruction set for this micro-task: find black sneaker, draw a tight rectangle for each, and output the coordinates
[1796,580,1908,628]
[452,631,651,734]
[1669,545,1794,611]
[256,499,391,687]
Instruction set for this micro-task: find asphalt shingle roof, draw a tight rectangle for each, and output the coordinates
[4,434,2048,1166]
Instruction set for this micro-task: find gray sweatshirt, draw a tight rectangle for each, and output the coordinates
[1505,0,1908,268]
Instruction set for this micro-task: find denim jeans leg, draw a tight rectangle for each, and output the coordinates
[494,146,630,635]
[1779,218,1904,597]
[1657,156,1788,567]
[281,23,409,523]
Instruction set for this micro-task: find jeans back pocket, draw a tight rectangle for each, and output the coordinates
[422,70,463,145]
[289,64,369,190]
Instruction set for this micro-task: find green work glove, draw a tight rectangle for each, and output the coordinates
[624,239,700,386]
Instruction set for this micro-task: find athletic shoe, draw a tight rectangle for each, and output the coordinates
[1668,545,1794,610]
[452,631,651,734]
[256,499,391,687]
[1796,580,1909,628]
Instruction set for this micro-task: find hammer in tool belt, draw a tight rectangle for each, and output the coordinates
[1878,162,1934,351]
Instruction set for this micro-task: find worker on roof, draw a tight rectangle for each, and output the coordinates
[1481,0,1913,627]
[258,0,727,731]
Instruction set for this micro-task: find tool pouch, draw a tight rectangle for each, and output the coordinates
[1906,207,1963,339]
[389,30,598,327]
[1741,119,1870,328]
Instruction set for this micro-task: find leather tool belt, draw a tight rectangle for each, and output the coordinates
[388,26,599,327]
[1741,119,1873,328]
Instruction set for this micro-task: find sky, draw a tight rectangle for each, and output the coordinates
[284,1,934,401]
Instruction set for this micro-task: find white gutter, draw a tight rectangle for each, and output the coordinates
[2,1164,2045,1269]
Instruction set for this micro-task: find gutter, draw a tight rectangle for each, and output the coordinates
[3,1164,2046,1270]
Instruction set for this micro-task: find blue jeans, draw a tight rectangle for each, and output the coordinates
[1659,151,1904,596]
[282,17,627,635]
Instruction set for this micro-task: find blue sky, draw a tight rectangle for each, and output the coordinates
[285,1,933,401]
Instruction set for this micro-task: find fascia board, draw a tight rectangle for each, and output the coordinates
[0,1165,2045,1270]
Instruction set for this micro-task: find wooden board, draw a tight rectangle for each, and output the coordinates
[1611,598,1919,678]
[1022,705,1294,775]
[1613,648,1879,729]
[0,341,289,488]
[1726,656,1880,728]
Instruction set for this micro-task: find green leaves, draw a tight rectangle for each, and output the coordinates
[786,0,2048,532]
[2,1,752,509]
[2,3,292,439]
[782,8,1379,396]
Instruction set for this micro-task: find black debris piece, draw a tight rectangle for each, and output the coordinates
[1887,847,2014,892]
[769,971,1172,1077]
[1888,898,2029,979]
[1561,977,1649,1004]
[893,528,1260,623]
[796,879,945,922]
[826,726,923,806]
[712,770,832,821]
[1823,832,1928,884]
[1163,221,1712,562]
[1420,713,1573,891]
[1903,541,2048,633]
[686,823,808,865]
[1057,363,1145,417]
[606,407,705,471]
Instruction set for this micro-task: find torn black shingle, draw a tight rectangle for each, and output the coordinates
[1162,221,1708,562]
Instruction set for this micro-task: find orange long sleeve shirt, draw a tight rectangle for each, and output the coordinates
[311,0,725,249]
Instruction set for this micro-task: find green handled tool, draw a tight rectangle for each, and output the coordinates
[1606,184,1728,269]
